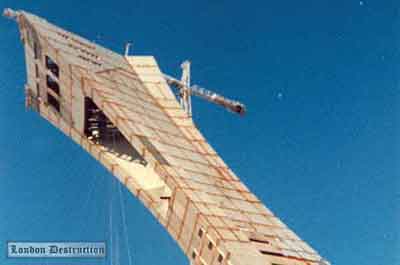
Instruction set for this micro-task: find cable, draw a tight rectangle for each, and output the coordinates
[81,173,102,233]
[109,175,114,265]
[118,183,133,265]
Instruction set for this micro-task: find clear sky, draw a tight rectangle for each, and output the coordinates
[0,1,399,265]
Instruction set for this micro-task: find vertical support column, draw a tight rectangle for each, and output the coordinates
[180,60,192,117]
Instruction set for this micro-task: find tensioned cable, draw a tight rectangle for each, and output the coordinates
[109,174,114,265]
[81,173,103,234]
[118,183,133,265]
[115,223,120,265]
[107,122,134,265]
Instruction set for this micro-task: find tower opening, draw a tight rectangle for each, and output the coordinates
[46,75,60,95]
[84,96,144,163]
[45,56,59,78]
[47,93,60,112]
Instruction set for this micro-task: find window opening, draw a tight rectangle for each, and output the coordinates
[46,75,60,95]
[47,93,60,112]
[45,55,59,77]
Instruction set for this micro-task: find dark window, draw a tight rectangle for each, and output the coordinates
[47,93,60,112]
[208,241,213,250]
[198,229,203,238]
[249,237,270,244]
[34,42,39,59]
[36,83,40,97]
[259,250,284,258]
[217,254,224,263]
[35,64,39,78]
[46,75,60,95]
[45,56,59,77]
[191,251,196,259]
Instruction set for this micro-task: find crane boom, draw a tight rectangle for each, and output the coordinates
[163,73,246,116]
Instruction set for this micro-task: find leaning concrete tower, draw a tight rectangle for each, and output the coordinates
[4,8,328,265]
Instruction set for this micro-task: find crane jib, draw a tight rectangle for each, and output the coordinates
[163,74,246,116]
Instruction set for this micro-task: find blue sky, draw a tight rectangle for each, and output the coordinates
[0,1,399,265]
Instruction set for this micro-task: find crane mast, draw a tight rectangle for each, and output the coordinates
[163,62,246,117]
[179,60,192,117]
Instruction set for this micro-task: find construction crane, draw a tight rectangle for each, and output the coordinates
[121,41,246,117]
[163,61,246,117]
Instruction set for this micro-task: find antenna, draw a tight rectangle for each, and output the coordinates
[164,61,246,117]
[124,42,132,56]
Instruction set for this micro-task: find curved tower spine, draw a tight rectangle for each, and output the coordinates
[5,9,328,265]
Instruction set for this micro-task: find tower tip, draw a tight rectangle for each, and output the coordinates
[3,8,18,20]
